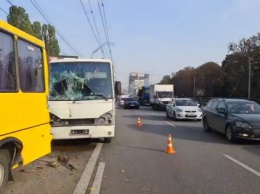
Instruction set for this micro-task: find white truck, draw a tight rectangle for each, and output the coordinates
[149,84,174,110]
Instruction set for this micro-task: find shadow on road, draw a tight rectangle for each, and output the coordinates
[51,138,101,153]
[124,145,164,153]
[126,122,260,146]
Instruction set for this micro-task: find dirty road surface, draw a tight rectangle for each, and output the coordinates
[4,107,260,194]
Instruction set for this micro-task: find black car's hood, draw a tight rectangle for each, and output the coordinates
[231,114,260,125]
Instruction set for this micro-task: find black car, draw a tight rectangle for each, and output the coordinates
[203,98,260,142]
[124,97,139,109]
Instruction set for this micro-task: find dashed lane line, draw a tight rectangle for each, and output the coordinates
[165,121,176,127]
[73,143,103,194]
[90,162,106,194]
[223,154,260,177]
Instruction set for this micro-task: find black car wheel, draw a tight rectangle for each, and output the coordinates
[166,110,170,118]
[172,112,177,121]
[226,126,236,142]
[203,118,212,132]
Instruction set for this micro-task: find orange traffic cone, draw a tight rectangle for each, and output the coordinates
[137,117,142,127]
[166,134,175,154]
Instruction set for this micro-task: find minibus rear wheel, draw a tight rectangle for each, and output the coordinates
[0,149,11,193]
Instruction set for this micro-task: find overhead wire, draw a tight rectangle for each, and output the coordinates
[0,7,8,15]
[97,0,108,43]
[97,0,113,62]
[29,0,81,56]
[87,0,104,56]
[79,0,104,58]
[101,0,110,44]
[101,0,114,62]
[6,0,13,5]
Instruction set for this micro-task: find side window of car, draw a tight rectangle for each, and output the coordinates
[210,101,219,111]
[206,101,213,108]
[217,102,227,111]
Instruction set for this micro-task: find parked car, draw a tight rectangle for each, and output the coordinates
[119,98,127,107]
[203,98,260,142]
[166,98,202,121]
[124,97,139,109]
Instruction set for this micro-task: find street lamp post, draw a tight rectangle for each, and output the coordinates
[193,72,196,98]
[91,42,114,59]
[193,76,196,98]
[248,57,251,100]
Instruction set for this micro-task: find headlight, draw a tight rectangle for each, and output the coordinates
[175,108,183,112]
[99,117,106,123]
[106,113,112,120]
[235,121,251,129]
[198,108,202,112]
[97,111,114,125]
[50,113,68,127]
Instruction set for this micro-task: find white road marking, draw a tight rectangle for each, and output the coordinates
[150,113,154,115]
[73,143,103,194]
[90,162,106,194]
[223,154,260,177]
[165,121,175,127]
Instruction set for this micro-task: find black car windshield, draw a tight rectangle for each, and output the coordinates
[126,98,137,101]
[49,62,113,101]
[176,99,197,106]
[227,101,260,114]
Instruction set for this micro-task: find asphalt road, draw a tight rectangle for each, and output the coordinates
[99,107,260,194]
[3,106,260,194]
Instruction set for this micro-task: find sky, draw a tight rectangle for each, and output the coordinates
[1,0,260,90]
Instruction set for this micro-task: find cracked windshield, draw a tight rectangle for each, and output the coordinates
[1,0,260,194]
[49,62,113,101]
[157,91,173,98]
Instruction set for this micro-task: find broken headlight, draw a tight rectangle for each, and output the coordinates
[50,113,68,127]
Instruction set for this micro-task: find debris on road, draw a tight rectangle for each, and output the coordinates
[46,161,60,168]
[57,152,77,171]
[124,178,130,182]
[37,152,77,171]
[19,169,26,173]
